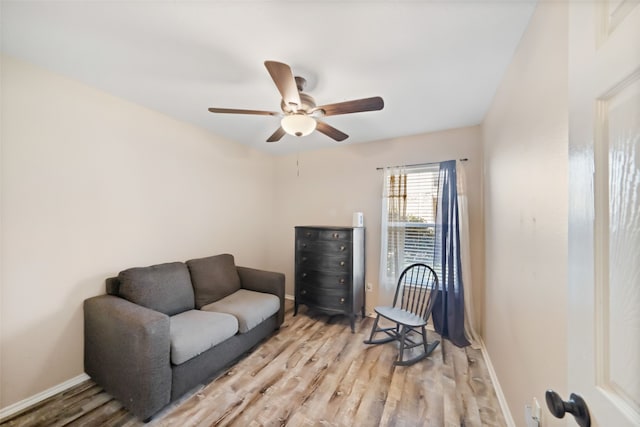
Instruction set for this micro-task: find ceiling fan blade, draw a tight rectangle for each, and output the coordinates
[208,107,279,116]
[264,61,301,110]
[266,127,286,143]
[314,96,384,117]
[316,120,349,142]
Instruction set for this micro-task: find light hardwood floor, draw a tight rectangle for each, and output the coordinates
[1,301,506,427]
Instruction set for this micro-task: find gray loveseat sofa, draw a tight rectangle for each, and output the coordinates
[83,254,284,421]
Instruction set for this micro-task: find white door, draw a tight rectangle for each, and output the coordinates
[568,1,640,426]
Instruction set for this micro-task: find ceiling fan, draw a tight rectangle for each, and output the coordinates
[208,61,384,143]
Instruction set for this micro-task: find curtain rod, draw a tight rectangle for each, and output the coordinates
[375,158,468,171]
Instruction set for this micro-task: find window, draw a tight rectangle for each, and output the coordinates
[381,164,442,283]
[380,160,472,347]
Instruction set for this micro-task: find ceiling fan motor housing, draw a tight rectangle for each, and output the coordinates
[281,88,317,115]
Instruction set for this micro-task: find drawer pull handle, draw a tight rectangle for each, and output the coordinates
[301,290,307,295]
[302,243,307,248]
[306,232,312,237]
[340,298,345,304]
[302,257,307,262]
[339,261,345,266]
[339,278,345,285]
[333,233,340,239]
[302,273,307,278]
[339,245,345,251]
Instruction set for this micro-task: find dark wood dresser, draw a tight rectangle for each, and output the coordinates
[294,226,365,332]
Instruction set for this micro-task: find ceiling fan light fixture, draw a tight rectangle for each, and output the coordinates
[208,61,384,143]
[281,113,316,137]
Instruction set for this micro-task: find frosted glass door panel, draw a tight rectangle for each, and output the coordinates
[606,78,640,414]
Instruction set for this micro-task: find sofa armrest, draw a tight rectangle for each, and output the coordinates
[237,266,285,326]
[84,295,171,420]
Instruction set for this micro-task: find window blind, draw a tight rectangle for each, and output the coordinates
[385,164,442,276]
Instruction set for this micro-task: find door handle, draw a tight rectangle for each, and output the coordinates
[545,390,590,427]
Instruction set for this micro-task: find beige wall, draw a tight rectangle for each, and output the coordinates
[269,127,484,328]
[0,56,275,408]
[482,2,568,426]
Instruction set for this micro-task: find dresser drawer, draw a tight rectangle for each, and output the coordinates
[318,229,352,242]
[297,239,350,254]
[297,270,351,289]
[298,286,350,312]
[297,253,352,272]
[297,228,319,240]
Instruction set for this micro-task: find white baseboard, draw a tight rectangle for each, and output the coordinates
[479,338,516,427]
[0,373,90,421]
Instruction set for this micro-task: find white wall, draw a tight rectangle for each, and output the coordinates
[269,127,484,327]
[0,56,275,408]
[481,2,568,426]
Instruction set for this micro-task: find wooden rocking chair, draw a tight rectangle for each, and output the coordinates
[364,263,440,366]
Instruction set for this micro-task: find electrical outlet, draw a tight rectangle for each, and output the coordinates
[524,397,541,427]
[532,397,541,421]
[366,282,373,292]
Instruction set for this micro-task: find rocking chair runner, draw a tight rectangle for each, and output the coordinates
[364,263,440,366]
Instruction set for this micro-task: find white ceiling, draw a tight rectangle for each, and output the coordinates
[1,1,537,155]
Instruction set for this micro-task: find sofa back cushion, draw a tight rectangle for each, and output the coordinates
[118,262,195,316]
[186,254,242,309]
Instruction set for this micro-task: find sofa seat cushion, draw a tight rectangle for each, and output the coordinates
[169,310,238,365]
[186,254,242,309]
[201,289,280,334]
[118,262,194,316]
